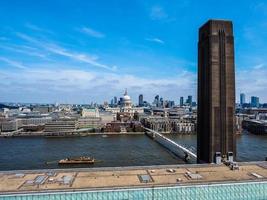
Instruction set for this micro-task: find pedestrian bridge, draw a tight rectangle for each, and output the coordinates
[143,127,197,163]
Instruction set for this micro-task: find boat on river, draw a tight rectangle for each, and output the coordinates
[58,156,95,165]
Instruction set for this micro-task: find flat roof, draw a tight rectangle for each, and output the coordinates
[0,162,267,195]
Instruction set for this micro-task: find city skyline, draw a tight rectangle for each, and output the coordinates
[0,0,267,103]
[1,91,265,106]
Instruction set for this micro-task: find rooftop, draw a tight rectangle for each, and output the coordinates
[0,162,267,195]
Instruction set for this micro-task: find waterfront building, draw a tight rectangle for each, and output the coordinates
[81,108,100,118]
[44,119,78,132]
[197,20,236,163]
[1,120,18,132]
[142,114,196,134]
[180,96,184,106]
[99,111,116,124]
[138,94,144,107]
[251,96,260,108]
[105,121,143,132]
[240,93,246,106]
[77,117,102,129]
[242,119,267,135]
[142,116,171,133]
[20,117,52,126]
[170,119,195,133]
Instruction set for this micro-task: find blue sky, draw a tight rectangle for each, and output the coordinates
[0,0,267,104]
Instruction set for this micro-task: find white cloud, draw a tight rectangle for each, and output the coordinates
[79,27,105,38]
[150,5,168,20]
[236,63,267,101]
[45,44,113,70]
[0,57,27,69]
[146,38,165,44]
[25,23,54,34]
[0,68,196,103]
[3,62,267,103]
[16,33,115,71]
[253,63,265,70]
[0,45,47,58]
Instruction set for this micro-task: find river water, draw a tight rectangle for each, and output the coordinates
[0,132,266,171]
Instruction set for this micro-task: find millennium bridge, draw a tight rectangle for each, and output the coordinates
[143,127,197,163]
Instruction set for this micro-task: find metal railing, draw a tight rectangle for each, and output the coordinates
[143,127,197,159]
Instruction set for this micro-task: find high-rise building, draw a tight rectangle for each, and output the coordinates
[154,95,159,107]
[138,94,144,107]
[114,96,118,105]
[251,96,259,108]
[197,20,236,163]
[240,93,245,106]
[160,97,164,107]
[180,97,184,106]
[187,95,193,106]
[168,101,175,108]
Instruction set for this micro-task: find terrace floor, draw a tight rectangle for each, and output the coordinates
[0,162,267,194]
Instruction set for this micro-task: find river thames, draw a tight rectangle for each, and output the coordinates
[0,131,266,171]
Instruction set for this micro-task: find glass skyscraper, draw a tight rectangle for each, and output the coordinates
[240,93,245,106]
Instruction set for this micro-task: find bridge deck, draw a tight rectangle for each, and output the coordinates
[144,127,197,158]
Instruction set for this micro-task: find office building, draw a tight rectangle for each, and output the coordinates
[240,93,245,106]
[44,119,78,132]
[139,94,144,107]
[251,96,259,108]
[180,97,184,106]
[160,97,164,107]
[154,95,160,107]
[77,117,102,129]
[197,20,236,163]
[187,95,193,106]
[114,96,118,105]
[110,99,114,106]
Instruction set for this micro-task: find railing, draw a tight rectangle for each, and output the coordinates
[143,127,197,159]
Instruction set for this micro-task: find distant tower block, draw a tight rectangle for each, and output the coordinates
[197,20,236,163]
